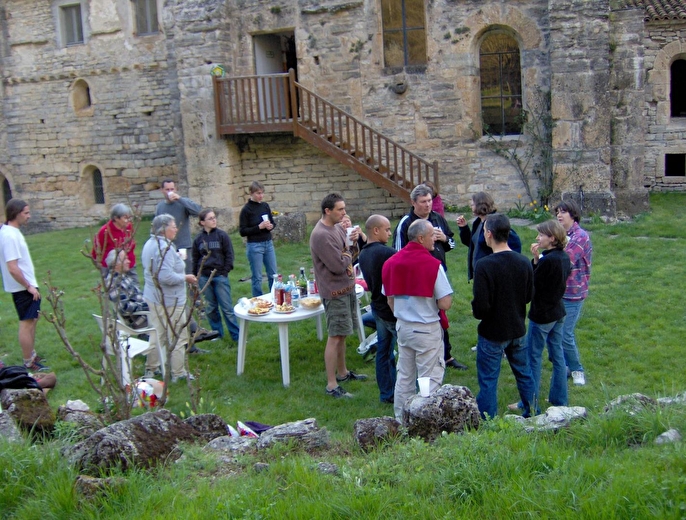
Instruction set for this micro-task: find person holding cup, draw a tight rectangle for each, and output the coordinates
[239,181,278,297]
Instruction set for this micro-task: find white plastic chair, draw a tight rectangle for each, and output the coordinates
[92,314,166,386]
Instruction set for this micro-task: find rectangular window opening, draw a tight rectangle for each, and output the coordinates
[61,4,84,46]
[665,154,686,177]
[135,0,159,36]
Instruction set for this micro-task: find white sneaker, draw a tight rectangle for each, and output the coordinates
[471,345,477,352]
[171,373,196,383]
[571,371,586,386]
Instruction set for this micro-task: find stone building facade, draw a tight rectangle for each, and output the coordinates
[0,0,683,232]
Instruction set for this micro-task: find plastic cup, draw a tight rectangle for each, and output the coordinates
[418,377,431,397]
[346,227,355,246]
[261,214,269,222]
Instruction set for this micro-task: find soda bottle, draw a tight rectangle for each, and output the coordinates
[308,268,318,295]
[275,274,285,305]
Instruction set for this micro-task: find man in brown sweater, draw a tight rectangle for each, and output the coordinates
[310,193,368,398]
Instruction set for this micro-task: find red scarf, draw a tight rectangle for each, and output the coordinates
[382,242,441,298]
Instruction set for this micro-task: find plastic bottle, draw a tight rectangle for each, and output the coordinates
[289,274,299,307]
[275,274,285,305]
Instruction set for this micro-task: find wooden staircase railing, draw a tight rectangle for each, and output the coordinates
[213,70,438,202]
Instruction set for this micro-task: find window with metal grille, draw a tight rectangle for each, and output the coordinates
[381,0,427,70]
[134,0,159,36]
[671,59,686,118]
[93,169,105,204]
[61,4,84,46]
[480,33,523,136]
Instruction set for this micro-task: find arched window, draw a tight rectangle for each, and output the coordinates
[670,59,686,117]
[2,178,12,206]
[381,0,427,70]
[92,169,104,204]
[480,33,523,136]
[72,78,91,112]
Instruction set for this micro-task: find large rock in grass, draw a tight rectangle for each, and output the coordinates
[183,413,230,442]
[353,416,402,452]
[256,418,329,451]
[0,411,23,442]
[270,212,306,243]
[0,388,55,436]
[402,385,480,441]
[508,406,587,432]
[64,409,200,475]
[603,393,657,415]
[57,401,105,440]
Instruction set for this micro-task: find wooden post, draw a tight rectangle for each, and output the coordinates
[289,69,298,136]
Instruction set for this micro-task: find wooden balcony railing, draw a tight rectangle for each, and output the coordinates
[213,70,438,202]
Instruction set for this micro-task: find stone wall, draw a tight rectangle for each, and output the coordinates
[643,19,686,193]
[233,135,407,223]
[549,0,618,216]
[0,0,181,231]
[609,7,650,216]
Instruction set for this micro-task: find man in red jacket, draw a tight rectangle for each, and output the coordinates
[383,219,453,420]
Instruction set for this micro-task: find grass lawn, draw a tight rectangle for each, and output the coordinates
[1,192,685,518]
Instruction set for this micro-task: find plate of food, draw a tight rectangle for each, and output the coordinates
[273,304,296,314]
[247,306,271,316]
[250,297,273,309]
[300,297,322,309]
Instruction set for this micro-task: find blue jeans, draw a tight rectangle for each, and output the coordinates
[562,299,585,373]
[198,275,240,341]
[246,240,277,297]
[527,318,567,414]
[373,312,397,402]
[476,335,535,419]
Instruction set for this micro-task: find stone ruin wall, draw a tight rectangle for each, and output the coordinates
[642,19,686,193]
[228,0,554,212]
[0,0,183,232]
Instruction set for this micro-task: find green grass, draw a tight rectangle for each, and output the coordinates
[1,193,686,518]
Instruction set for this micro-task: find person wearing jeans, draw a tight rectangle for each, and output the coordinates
[192,209,239,341]
[358,214,397,403]
[472,214,534,419]
[239,181,277,297]
[555,199,592,386]
[510,220,572,414]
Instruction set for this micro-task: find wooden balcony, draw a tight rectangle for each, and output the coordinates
[213,70,438,202]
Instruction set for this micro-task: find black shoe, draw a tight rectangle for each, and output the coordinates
[380,396,394,404]
[446,359,468,370]
[195,329,220,343]
[188,345,211,355]
[326,385,353,398]
[336,370,369,383]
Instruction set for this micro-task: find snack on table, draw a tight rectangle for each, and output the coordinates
[247,306,270,315]
[274,304,295,313]
[300,297,322,309]
[250,297,273,309]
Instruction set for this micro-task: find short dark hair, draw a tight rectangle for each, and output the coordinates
[472,192,496,216]
[484,213,511,243]
[554,199,581,223]
[198,208,215,225]
[5,198,28,223]
[249,181,265,194]
[161,179,175,188]
[321,193,344,215]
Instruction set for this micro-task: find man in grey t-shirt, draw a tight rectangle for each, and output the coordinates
[155,179,201,274]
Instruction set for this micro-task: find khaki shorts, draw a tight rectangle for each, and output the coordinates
[323,292,358,337]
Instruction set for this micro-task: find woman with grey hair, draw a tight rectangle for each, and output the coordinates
[141,214,198,382]
[91,202,137,282]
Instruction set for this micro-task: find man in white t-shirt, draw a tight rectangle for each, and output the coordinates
[0,199,49,371]
[382,219,453,420]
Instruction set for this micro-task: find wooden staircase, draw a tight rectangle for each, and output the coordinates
[213,70,438,202]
